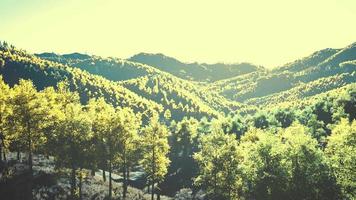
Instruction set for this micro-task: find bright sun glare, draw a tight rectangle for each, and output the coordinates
[0,0,355,68]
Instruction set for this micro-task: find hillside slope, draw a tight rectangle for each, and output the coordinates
[0,44,163,119]
[4,41,355,119]
[2,45,245,121]
[129,53,263,82]
[37,52,250,119]
[207,42,356,105]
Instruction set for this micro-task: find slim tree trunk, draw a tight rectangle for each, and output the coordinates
[0,136,5,161]
[2,149,6,161]
[79,170,83,200]
[109,158,112,199]
[126,167,130,188]
[151,145,156,200]
[0,142,2,162]
[27,125,33,200]
[123,165,127,199]
[103,169,106,182]
[17,150,20,161]
[122,154,127,199]
[27,124,33,174]
[213,170,217,198]
[0,133,3,162]
[151,180,155,200]
[156,182,161,200]
[70,167,76,200]
[28,148,32,172]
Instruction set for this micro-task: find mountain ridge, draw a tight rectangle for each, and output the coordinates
[3,41,356,120]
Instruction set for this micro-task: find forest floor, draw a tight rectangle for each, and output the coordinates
[0,153,172,200]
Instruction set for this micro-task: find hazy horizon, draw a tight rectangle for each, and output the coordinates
[1,0,356,68]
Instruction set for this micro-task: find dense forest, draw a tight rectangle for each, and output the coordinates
[0,41,355,200]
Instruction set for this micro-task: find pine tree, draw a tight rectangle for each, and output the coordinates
[11,79,48,173]
[141,115,170,200]
[194,120,241,200]
[326,119,356,199]
[113,107,141,199]
[53,102,92,200]
[0,76,12,161]
[87,98,116,199]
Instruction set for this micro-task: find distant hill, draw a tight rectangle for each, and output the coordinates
[36,52,158,81]
[36,52,248,120]
[207,42,356,105]
[0,45,163,121]
[3,41,355,120]
[129,53,263,82]
[272,48,340,73]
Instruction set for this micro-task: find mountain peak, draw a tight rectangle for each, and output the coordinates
[62,52,91,60]
[129,52,262,82]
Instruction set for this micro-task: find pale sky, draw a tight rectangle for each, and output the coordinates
[0,0,355,68]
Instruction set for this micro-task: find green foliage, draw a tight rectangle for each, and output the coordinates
[0,46,162,121]
[0,76,12,161]
[326,119,356,199]
[0,41,355,200]
[207,42,355,108]
[11,79,52,172]
[53,102,92,168]
[140,115,170,198]
[273,108,296,128]
[194,122,241,200]
[279,123,337,200]
[238,128,288,199]
[171,117,199,158]
[37,51,246,121]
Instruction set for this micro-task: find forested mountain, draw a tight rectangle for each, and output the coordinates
[36,52,248,120]
[0,44,163,120]
[272,48,340,73]
[36,42,356,114]
[1,41,356,200]
[36,52,158,81]
[129,53,263,82]
[207,42,356,105]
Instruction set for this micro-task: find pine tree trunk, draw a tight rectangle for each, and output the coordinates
[79,170,83,200]
[126,167,130,188]
[123,165,127,199]
[151,180,155,200]
[27,124,33,174]
[103,169,106,182]
[2,149,6,161]
[17,150,20,161]
[28,147,32,172]
[151,144,156,200]
[214,170,217,198]
[122,154,127,200]
[0,135,5,161]
[0,132,3,162]
[0,141,2,162]
[156,182,161,200]
[157,192,160,200]
[70,167,76,200]
[27,125,33,200]
[109,158,112,199]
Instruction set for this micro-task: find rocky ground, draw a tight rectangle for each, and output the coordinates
[0,153,173,200]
